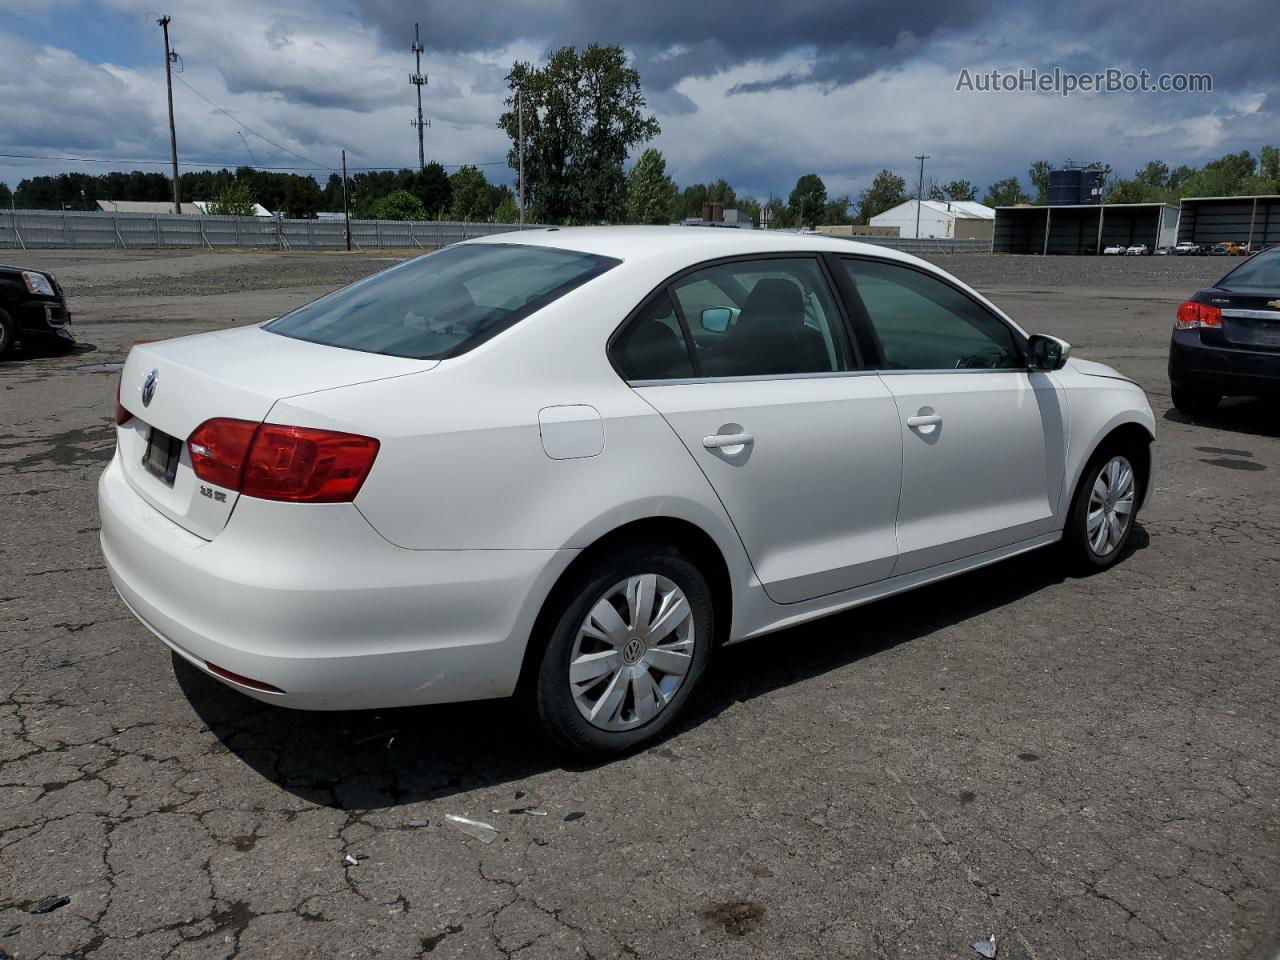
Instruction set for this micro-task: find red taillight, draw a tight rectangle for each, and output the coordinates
[189,418,258,489]
[241,424,380,503]
[187,418,379,503]
[113,374,131,425]
[1175,300,1222,330]
[205,661,285,694]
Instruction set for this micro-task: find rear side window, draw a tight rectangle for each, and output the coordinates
[612,291,695,381]
[840,258,1021,370]
[266,243,618,359]
[1219,248,1280,290]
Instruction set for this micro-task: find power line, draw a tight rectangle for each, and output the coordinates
[0,152,509,173]
[172,74,334,171]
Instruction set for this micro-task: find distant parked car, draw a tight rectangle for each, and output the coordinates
[1169,244,1280,414]
[1154,246,1173,256]
[1126,244,1148,256]
[1103,244,1127,256]
[1174,241,1202,256]
[1210,242,1247,256]
[0,263,74,360]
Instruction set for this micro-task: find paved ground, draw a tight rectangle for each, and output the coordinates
[1,248,1277,960]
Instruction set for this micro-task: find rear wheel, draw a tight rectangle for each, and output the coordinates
[0,309,16,360]
[1062,446,1143,573]
[1171,384,1220,416]
[534,544,714,756]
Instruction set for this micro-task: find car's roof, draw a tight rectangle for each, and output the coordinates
[466,225,924,266]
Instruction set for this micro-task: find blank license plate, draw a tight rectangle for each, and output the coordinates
[142,428,182,486]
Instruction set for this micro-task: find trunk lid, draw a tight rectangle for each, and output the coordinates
[1199,289,1280,352]
[117,325,436,539]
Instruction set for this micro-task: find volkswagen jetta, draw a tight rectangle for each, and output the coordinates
[100,228,1155,754]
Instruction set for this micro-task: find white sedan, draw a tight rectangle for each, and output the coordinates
[100,228,1156,754]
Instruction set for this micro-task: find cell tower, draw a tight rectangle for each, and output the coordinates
[410,22,429,170]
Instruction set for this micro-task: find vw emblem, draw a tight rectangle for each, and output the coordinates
[621,637,645,664]
[141,369,159,407]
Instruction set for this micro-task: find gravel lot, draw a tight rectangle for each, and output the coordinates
[1,248,1276,960]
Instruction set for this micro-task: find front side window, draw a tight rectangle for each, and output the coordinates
[840,259,1021,370]
[668,258,853,378]
[267,243,619,360]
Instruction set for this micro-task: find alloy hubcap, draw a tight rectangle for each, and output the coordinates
[1087,455,1136,556]
[569,573,695,732]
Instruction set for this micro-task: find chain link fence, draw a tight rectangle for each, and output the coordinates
[0,209,542,250]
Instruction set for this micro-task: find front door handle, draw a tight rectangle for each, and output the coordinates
[702,432,754,450]
[906,414,943,429]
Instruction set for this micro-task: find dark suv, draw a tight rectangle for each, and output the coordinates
[1169,245,1280,414]
[0,263,74,359]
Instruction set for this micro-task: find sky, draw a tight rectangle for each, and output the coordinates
[0,0,1276,204]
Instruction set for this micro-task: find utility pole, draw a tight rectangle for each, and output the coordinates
[913,154,929,239]
[517,87,524,224]
[342,149,351,252]
[409,23,429,170]
[158,16,181,214]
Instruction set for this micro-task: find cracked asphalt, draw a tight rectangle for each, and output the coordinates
[1,248,1277,959]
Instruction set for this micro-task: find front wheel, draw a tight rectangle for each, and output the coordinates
[534,544,714,756]
[1062,448,1142,573]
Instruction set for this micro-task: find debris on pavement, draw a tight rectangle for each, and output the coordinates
[31,896,70,915]
[972,933,997,958]
[514,790,526,799]
[343,854,370,866]
[509,806,548,816]
[564,811,585,822]
[531,836,549,846]
[352,729,398,747]
[406,819,429,828]
[444,814,498,844]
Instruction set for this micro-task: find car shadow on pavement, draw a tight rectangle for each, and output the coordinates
[176,529,1145,809]
[1163,397,1280,439]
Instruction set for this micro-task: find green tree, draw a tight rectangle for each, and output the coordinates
[857,169,907,222]
[1029,160,1052,204]
[939,179,977,201]
[449,165,491,220]
[788,173,827,228]
[625,148,676,224]
[412,162,452,217]
[498,43,661,224]
[371,189,426,221]
[821,194,853,225]
[206,180,257,216]
[493,193,520,223]
[280,175,322,219]
[0,182,10,209]
[982,176,1030,207]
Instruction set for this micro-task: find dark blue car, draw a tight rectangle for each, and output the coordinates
[1169,246,1280,414]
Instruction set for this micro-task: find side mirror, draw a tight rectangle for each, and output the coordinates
[700,307,733,333]
[1027,334,1071,371]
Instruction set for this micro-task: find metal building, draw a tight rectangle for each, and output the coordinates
[993,203,1178,254]
[1176,195,1280,252]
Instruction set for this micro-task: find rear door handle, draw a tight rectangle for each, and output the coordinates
[906,414,943,428]
[702,432,754,449]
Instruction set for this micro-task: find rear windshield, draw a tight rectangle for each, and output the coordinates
[266,242,619,359]
[1218,248,1280,290]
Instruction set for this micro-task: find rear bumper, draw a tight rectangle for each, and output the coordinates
[1169,332,1280,397]
[98,453,576,710]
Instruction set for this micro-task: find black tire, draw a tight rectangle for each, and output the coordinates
[1171,384,1221,416]
[534,543,714,757]
[0,309,16,360]
[1062,442,1145,574]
